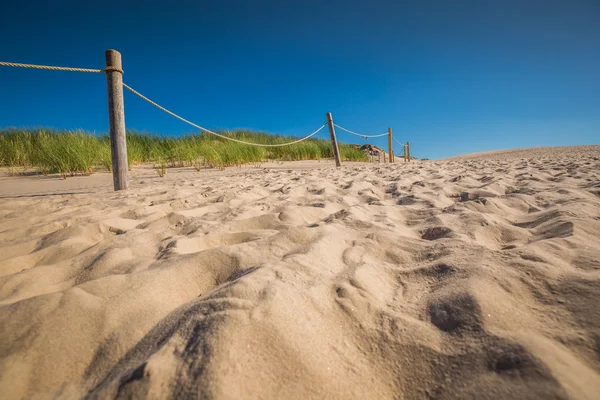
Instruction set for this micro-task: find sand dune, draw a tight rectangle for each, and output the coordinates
[1,146,599,399]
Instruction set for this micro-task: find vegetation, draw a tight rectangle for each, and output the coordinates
[0,128,367,177]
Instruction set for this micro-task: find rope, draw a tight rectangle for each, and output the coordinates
[103,66,124,74]
[333,123,388,139]
[122,83,327,147]
[0,61,104,73]
[393,137,407,147]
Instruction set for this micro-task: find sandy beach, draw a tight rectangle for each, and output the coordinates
[1,145,599,399]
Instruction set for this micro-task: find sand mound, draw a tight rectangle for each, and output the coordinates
[1,147,599,399]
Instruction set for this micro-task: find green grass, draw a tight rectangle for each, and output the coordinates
[0,128,367,177]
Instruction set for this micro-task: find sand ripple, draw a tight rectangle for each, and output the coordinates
[1,146,599,399]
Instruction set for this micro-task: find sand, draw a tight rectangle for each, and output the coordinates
[1,146,599,399]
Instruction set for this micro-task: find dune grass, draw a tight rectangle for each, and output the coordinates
[0,128,368,177]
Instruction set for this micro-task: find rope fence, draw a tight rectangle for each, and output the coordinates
[122,83,327,147]
[333,124,388,139]
[333,123,411,164]
[393,136,411,161]
[1,52,412,190]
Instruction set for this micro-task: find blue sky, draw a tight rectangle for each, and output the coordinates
[1,0,598,159]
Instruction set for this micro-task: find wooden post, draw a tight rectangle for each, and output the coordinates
[387,127,393,163]
[407,141,411,162]
[325,112,342,167]
[105,49,129,190]
[403,144,407,162]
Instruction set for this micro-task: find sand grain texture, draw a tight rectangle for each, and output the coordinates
[1,146,599,399]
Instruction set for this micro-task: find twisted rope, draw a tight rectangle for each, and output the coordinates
[0,61,104,73]
[333,123,388,139]
[122,83,326,147]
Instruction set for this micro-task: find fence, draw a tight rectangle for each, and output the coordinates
[0,50,412,191]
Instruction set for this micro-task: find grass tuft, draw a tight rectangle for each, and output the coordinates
[0,128,368,176]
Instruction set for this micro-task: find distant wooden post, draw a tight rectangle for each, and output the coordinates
[387,127,393,163]
[325,112,342,167]
[105,49,129,190]
[403,144,407,162]
[407,141,411,162]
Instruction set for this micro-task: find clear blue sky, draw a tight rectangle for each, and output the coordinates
[1,0,598,159]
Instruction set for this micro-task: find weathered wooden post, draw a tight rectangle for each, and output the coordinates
[105,49,129,190]
[407,141,411,162]
[388,127,393,163]
[325,112,342,167]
